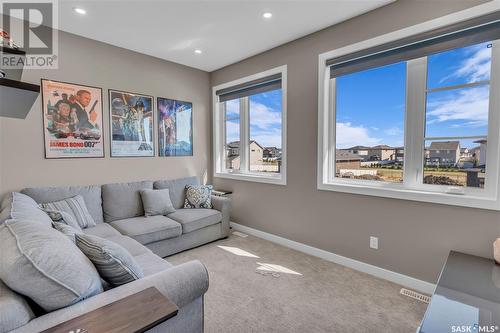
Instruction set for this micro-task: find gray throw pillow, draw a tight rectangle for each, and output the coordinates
[140,189,176,217]
[40,195,96,229]
[184,185,213,209]
[0,280,35,332]
[43,209,83,231]
[0,218,103,312]
[52,221,81,243]
[0,192,53,227]
[75,234,144,287]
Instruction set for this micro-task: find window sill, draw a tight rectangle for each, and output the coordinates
[318,181,499,210]
[214,172,286,186]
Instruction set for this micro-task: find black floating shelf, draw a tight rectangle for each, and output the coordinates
[0,78,39,92]
[0,45,26,55]
[0,78,40,119]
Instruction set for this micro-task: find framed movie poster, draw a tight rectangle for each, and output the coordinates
[41,79,104,159]
[109,90,154,157]
[157,97,193,156]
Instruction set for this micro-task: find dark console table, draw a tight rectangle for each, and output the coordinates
[418,251,500,333]
[41,287,178,333]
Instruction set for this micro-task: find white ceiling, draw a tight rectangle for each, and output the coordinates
[56,0,393,72]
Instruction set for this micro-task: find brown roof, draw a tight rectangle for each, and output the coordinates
[347,145,371,150]
[429,141,460,150]
[348,145,395,150]
[336,150,363,161]
[227,140,264,149]
[371,145,394,150]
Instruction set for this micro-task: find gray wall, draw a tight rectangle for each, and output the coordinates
[210,0,499,283]
[0,30,210,196]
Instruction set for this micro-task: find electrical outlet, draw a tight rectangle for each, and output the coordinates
[370,236,379,250]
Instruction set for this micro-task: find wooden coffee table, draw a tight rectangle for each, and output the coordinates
[42,287,178,333]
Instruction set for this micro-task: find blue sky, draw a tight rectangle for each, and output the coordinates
[335,42,492,149]
[225,89,282,148]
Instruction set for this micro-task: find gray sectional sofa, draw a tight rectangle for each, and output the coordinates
[0,176,231,333]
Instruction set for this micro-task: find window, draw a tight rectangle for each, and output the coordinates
[423,42,492,189]
[213,66,287,185]
[224,98,241,171]
[318,12,500,210]
[335,61,406,183]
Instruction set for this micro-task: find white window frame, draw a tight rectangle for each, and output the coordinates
[213,65,287,185]
[317,3,500,210]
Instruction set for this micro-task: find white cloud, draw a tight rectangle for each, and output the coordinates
[249,101,281,130]
[224,100,282,147]
[250,128,282,148]
[225,99,240,118]
[384,126,403,136]
[453,45,491,83]
[225,120,239,143]
[441,44,491,84]
[336,122,381,148]
[426,86,489,127]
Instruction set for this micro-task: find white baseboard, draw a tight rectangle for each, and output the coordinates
[230,222,436,295]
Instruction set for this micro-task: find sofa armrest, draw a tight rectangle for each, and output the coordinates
[10,260,208,333]
[211,195,231,237]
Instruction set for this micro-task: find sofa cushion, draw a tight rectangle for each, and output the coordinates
[102,181,153,222]
[133,252,173,276]
[0,192,53,227]
[22,185,103,223]
[0,280,35,333]
[0,219,103,312]
[40,195,96,229]
[83,223,121,238]
[140,189,176,217]
[105,235,151,257]
[109,216,181,245]
[168,209,222,233]
[75,234,144,287]
[154,176,199,209]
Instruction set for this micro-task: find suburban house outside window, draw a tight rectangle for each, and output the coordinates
[213,65,287,185]
[318,13,500,210]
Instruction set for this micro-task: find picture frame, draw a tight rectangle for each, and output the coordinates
[157,97,193,157]
[41,79,104,159]
[109,89,155,157]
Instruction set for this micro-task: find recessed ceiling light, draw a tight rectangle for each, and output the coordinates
[194,49,202,54]
[73,7,86,15]
[262,12,272,19]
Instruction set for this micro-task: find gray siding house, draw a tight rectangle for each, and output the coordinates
[427,141,461,167]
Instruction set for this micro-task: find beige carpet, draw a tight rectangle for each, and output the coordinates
[168,231,427,333]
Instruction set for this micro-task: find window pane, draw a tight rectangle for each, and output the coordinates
[427,42,492,89]
[249,89,282,173]
[425,85,489,137]
[423,138,486,188]
[335,62,406,183]
[224,99,240,171]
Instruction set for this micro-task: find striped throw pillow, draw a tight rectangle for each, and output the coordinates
[52,221,81,243]
[43,209,83,231]
[40,195,96,229]
[75,234,144,287]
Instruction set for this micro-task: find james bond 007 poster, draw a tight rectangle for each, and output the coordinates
[42,79,104,159]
